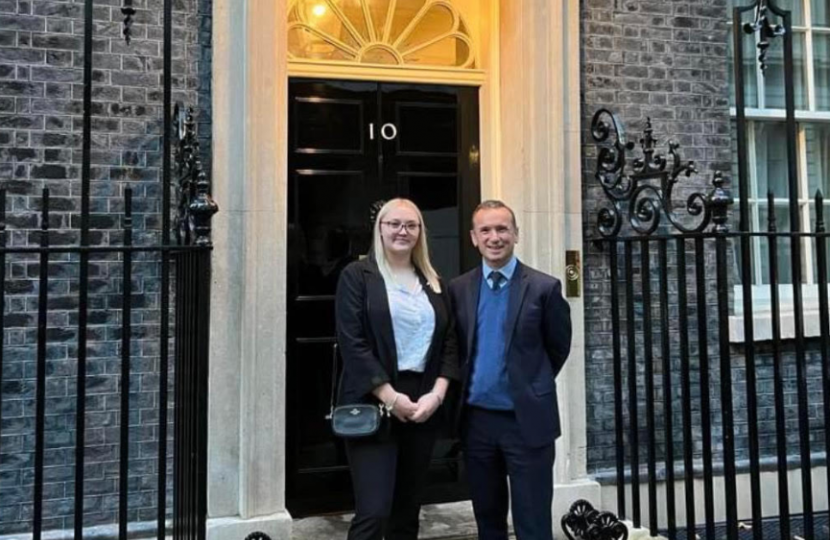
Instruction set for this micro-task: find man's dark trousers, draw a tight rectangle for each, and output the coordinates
[464,407,555,540]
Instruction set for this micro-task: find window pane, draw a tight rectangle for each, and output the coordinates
[810,203,830,282]
[731,122,754,225]
[814,35,830,110]
[728,27,760,108]
[763,31,807,109]
[759,204,793,284]
[806,123,830,196]
[731,209,759,284]
[754,122,791,199]
[785,0,805,25]
[813,0,830,27]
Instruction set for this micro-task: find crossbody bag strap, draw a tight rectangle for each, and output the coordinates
[328,266,370,420]
[326,342,338,420]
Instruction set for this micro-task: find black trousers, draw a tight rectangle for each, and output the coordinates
[345,372,438,540]
[463,407,556,540]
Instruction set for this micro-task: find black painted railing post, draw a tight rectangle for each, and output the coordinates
[159,0,174,537]
[711,173,739,540]
[33,188,50,540]
[609,239,626,520]
[76,1,95,535]
[815,191,830,529]
[767,190,790,539]
[0,189,6,462]
[171,102,218,540]
[118,188,134,540]
[733,5,764,533]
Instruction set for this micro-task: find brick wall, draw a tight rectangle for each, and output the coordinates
[0,0,211,534]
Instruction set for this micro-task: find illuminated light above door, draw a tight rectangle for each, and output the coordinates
[288,0,476,69]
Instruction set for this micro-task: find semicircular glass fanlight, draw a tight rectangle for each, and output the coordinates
[288,0,476,69]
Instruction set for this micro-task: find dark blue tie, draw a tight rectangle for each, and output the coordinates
[490,271,505,291]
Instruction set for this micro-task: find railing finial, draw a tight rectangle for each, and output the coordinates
[709,171,733,234]
[173,104,219,247]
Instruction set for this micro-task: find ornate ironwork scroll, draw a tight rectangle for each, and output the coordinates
[742,0,786,73]
[562,500,628,540]
[121,0,136,45]
[173,104,218,246]
[591,109,732,238]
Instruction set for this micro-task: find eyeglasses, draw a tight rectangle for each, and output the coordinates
[381,220,421,233]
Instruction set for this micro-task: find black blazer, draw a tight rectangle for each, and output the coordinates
[448,261,572,448]
[334,258,460,406]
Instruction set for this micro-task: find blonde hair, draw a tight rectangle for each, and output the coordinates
[372,198,442,293]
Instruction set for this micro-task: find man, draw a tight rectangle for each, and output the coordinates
[449,200,572,540]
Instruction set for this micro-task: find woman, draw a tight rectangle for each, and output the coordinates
[335,198,459,540]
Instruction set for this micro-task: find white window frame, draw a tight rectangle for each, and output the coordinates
[728,0,830,342]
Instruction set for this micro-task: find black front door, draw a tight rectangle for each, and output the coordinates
[286,79,481,516]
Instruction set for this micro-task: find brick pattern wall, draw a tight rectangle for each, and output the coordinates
[581,0,829,476]
[0,0,211,534]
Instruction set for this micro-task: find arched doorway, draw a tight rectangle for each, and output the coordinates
[284,0,484,517]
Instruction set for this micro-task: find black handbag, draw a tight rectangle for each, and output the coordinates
[327,343,390,438]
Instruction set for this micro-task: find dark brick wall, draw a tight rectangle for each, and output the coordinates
[0,0,211,534]
[581,0,829,477]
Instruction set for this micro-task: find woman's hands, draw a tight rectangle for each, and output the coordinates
[409,392,441,423]
[390,394,418,422]
[373,379,448,423]
[373,383,416,422]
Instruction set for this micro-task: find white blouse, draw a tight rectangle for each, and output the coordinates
[386,281,436,373]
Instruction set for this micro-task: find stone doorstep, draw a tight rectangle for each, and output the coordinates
[290,501,515,540]
[621,521,666,540]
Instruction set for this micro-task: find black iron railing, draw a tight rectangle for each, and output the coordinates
[0,188,213,540]
[0,0,215,538]
[592,117,829,540]
[598,229,830,540]
[592,0,830,538]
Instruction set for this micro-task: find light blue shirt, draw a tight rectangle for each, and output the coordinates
[386,281,436,373]
[482,256,518,289]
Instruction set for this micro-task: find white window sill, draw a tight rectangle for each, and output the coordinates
[730,284,829,343]
[729,311,828,342]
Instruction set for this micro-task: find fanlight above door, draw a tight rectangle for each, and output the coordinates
[288,0,476,69]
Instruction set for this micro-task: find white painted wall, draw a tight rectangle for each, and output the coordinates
[208,1,292,540]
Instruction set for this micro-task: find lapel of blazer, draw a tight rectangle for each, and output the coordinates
[465,266,482,357]
[503,261,529,357]
[362,262,398,376]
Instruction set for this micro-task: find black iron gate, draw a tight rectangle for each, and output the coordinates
[594,1,829,539]
[0,2,216,540]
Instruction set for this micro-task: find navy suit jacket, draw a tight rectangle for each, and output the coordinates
[449,261,572,448]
